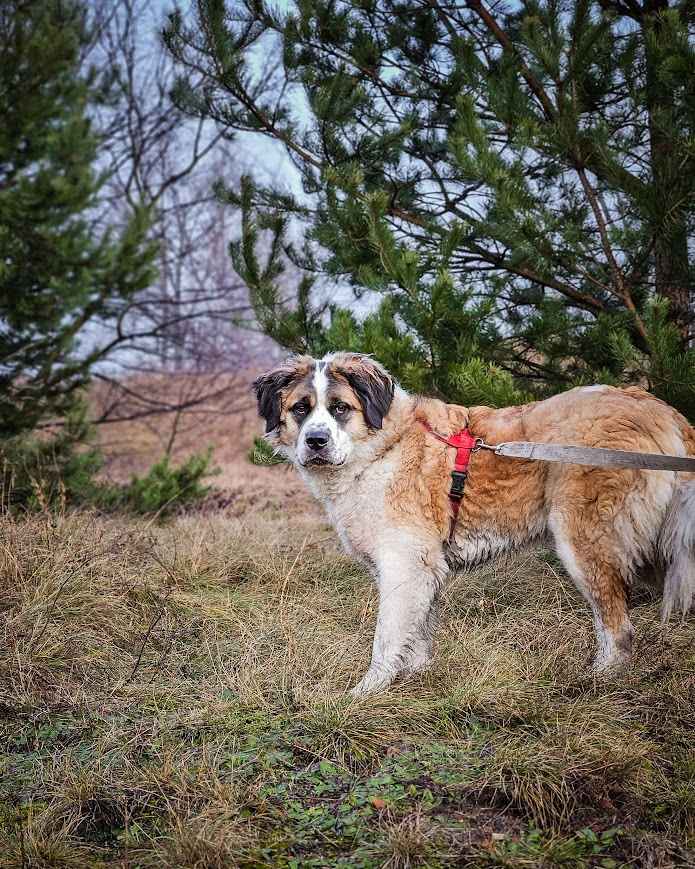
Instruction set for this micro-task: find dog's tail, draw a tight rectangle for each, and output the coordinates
[659,479,695,622]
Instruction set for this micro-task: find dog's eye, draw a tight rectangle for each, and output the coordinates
[332,402,350,416]
[291,402,309,417]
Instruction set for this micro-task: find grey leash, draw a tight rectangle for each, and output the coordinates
[477,440,695,473]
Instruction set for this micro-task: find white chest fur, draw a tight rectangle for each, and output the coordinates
[301,452,399,567]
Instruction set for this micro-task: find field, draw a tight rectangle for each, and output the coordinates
[2,418,695,867]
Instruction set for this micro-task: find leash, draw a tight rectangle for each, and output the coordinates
[422,421,695,542]
[488,440,695,473]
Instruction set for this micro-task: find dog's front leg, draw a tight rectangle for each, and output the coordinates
[350,543,444,696]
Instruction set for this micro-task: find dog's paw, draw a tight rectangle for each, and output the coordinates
[591,649,631,677]
[405,653,433,676]
[349,667,395,697]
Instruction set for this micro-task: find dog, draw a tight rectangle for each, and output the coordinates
[254,352,695,695]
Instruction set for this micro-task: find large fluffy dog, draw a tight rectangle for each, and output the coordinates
[254,353,695,695]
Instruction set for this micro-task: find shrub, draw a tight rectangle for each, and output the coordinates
[99,450,218,516]
[0,404,217,517]
[0,405,103,511]
[248,436,286,466]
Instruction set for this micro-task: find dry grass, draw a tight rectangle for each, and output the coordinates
[1,505,695,867]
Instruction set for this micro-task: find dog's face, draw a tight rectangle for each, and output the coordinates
[253,353,394,469]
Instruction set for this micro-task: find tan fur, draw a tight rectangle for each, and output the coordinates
[257,354,695,690]
[381,383,693,671]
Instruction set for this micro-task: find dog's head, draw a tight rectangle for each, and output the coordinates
[253,353,395,469]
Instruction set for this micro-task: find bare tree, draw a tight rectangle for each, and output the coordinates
[77,0,280,442]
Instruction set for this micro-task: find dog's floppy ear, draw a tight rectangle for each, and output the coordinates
[337,355,394,430]
[253,359,304,433]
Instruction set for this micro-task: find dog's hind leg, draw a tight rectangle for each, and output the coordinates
[660,481,695,622]
[549,511,634,674]
[350,538,446,696]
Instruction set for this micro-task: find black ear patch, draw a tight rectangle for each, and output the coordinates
[339,362,394,430]
[253,367,300,433]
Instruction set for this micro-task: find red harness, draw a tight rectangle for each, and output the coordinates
[421,421,479,541]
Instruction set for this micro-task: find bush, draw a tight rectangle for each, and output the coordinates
[0,405,103,511]
[99,450,218,516]
[248,436,286,466]
[0,404,217,517]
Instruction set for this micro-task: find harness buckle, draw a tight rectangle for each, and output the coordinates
[449,469,468,500]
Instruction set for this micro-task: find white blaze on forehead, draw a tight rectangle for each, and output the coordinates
[313,360,330,405]
[307,359,338,437]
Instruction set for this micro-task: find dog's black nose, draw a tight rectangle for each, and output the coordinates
[306,430,329,451]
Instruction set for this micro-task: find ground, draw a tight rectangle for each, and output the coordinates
[1,406,695,867]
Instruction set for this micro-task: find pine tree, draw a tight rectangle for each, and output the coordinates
[166,0,695,416]
[0,0,156,437]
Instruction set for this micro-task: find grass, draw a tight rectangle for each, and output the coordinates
[1,507,694,867]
